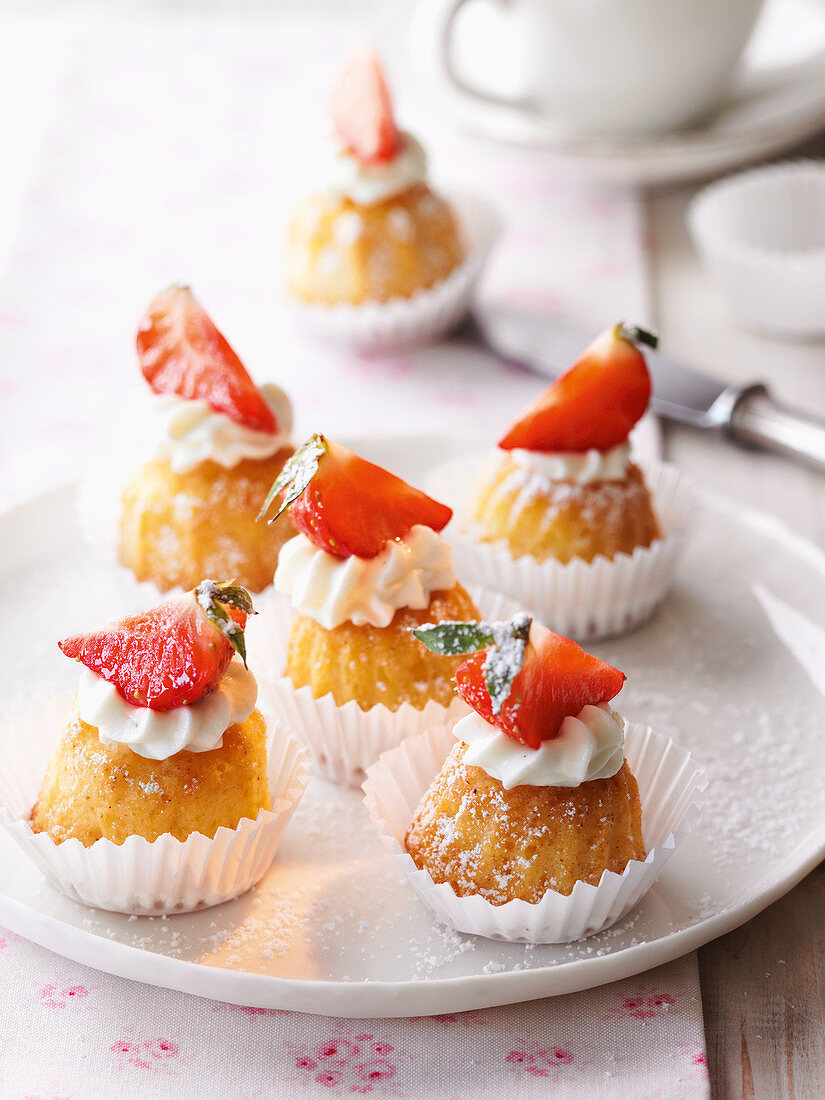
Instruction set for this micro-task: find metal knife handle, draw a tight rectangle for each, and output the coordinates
[729,385,825,473]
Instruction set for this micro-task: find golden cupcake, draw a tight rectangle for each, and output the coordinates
[118,285,295,592]
[259,434,480,712]
[406,614,645,903]
[286,49,464,306]
[32,581,269,846]
[468,323,661,566]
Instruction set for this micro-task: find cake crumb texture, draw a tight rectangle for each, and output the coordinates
[405,741,645,903]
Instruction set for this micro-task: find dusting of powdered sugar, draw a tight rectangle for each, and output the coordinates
[482,613,531,715]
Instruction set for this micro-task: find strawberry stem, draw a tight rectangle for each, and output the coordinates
[195,580,255,667]
[257,434,327,524]
[618,322,658,351]
[483,615,531,715]
[412,613,532,714]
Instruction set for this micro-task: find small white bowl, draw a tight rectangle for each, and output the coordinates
[689,160,825,340]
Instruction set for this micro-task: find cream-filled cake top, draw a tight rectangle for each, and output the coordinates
[455,703,624,789]
[316,49,428,207]
[275,525,455,629]
[77,658,257,761]
[260,434,457,627]
[319,131,427,207]
[413,614,627,787]
[135,284,292,472]
[142,383,292,474]
[507,441,632,486]
[59,581,257,762]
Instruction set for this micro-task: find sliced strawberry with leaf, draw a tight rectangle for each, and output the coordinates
[414,615,625,749]
[498,323,656,453]
[137,285,277,434]
[258,434,452,559]
[59,581,255,711]
[330,48,400,165]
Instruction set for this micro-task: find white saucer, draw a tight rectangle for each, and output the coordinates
[404,0,825,185]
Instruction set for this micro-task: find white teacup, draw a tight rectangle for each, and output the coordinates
[428,0,766,138]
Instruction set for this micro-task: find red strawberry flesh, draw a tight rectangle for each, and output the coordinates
[498,323,652,453]
[137,285,277,434]
[330,48,400,164]
[455,622,625,749]
[59,594,246,711]
[289,438,452,559]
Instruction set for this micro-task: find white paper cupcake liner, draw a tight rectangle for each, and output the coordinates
[0,692,311,915]
[250,585,522,788]
[363,721,705,943]
[286,190,501,352]
[689,160,825,339]
[426,454,694,642]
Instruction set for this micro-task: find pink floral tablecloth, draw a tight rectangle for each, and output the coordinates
[0,927,709,1099]
[0,11,709,1099]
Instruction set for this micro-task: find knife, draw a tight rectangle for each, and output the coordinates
[457,306,825,473]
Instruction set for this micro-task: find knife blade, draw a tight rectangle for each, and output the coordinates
[457,306,825,473]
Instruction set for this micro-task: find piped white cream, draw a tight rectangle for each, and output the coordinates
[318,131,428,206]
[455,702,624,789]
[76,658,258,761]
[274,525,456,629]
[508,441,631,486]
[145,382,293,474]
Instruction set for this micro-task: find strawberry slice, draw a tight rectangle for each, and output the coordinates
[259,434,452,559]
[414,615,625,749]
[59,581,254,711]
[330,48,400,164]
[456,621,625,748]
[498,323,656,453]
[137,285,277,434]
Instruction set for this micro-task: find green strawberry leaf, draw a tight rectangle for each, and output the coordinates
[412,612,532,714]
[256,433,327,524]
[412,621,495,655]
[195,579,256,667]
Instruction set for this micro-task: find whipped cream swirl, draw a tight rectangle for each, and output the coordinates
[455,703,624,789]
[145,382,293,474]
[508,442,631,486]
[76,658,258,761]
[274,525,456,629]
[319,131,428,206]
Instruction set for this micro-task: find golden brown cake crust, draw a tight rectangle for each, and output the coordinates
[284,583,479,711]
[405,742,645,903]
[119,448,295,592]
[469,456,661,565]
[286,183,465,305]
[31,703,271,846]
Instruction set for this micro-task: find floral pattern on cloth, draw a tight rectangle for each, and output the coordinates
[0,931,708,1099]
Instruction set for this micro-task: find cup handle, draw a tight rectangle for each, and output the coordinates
[431,0,534,113]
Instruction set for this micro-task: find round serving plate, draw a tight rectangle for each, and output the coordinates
[402,0,825,185]
[1,433,824,1018]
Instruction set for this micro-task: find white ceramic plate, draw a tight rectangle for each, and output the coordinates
[1,434,825,1017]
[403,0,825,185]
